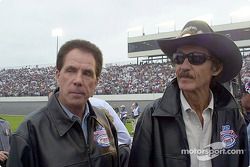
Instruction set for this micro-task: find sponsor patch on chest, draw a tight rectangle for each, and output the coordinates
[220,125,238,149]
[94,125,110,147]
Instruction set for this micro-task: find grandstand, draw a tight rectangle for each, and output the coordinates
[0,21,250,115]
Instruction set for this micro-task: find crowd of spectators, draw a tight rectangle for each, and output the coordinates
[0,54,249,97]
[96,62,175,94]
[0,66,56,97]
[242,54,250,85]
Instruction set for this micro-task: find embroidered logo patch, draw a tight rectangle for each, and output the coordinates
[94,125,110,147]
[220,125,238,149]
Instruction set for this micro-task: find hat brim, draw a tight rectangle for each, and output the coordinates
[157,33,242,83]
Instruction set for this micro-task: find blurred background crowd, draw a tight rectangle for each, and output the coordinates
[0,54,249,97]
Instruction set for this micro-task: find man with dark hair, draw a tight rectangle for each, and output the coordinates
[129,20,248,167]
[7,39,119,167]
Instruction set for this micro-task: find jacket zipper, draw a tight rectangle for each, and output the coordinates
[86,116,92,167]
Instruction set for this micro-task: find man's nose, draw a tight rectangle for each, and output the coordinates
[180,58,192,69]
[73,72,83,86]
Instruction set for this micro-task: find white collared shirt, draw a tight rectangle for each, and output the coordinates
[132,106,140,117]
[180,90,214,167]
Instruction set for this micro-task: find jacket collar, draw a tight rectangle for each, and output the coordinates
[47,91,97,136]
[152,78,181,117]
[152,78,238,117]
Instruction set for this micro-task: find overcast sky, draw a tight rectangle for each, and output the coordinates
[0,0,250,68]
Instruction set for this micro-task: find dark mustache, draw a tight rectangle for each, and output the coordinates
[178,71,194,79]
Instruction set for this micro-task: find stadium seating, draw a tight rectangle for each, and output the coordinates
[0,54,249,97]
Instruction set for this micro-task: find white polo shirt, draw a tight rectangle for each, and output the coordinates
[180,90,214,167]
[89,97,132,146]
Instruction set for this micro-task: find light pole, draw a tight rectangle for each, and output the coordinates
[51,28,63,55]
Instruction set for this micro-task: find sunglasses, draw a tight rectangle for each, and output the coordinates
[172,52,211,65]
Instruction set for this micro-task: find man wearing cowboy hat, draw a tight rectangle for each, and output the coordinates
[129,20,248,167]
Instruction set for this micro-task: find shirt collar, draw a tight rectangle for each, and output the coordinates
[180,90,214,112]
[60,103,90,122]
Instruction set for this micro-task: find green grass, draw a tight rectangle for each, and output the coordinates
[125,118,134,136]
[0,114,134,135]
[0,114,25,132]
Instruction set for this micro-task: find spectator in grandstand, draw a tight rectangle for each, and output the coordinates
[7,39,119,167]
[0,118,11,167]
[129,20,249,167]
[120,105,128,125]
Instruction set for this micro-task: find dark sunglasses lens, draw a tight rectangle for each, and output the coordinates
[173,53,185,64]
[188,53,207,65]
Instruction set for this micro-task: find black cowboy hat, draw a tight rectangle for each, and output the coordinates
[157,20,242,83]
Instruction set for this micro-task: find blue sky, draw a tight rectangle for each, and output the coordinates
[0,0,250,68]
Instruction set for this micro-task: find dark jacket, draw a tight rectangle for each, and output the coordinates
[7,93,119,167]
[0,118,11,167]
[0,118,11,152]
[129,79,249,167]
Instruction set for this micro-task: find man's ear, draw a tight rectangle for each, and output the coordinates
[212,63,223,76]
